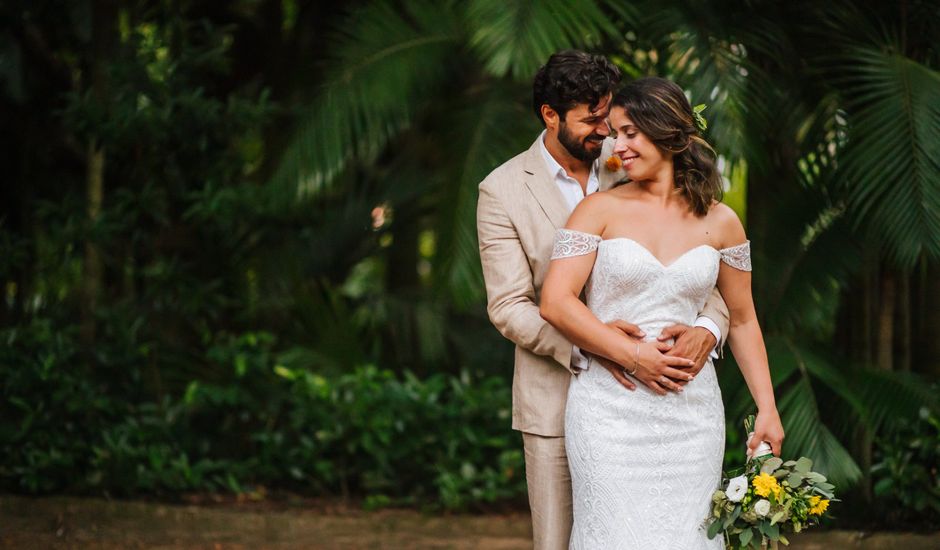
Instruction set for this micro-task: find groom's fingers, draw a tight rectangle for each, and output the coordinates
[658,323,689,341]
[607,319,646,340]
[655,341,673,353]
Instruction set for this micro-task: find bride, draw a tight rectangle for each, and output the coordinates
[539,77,784,549]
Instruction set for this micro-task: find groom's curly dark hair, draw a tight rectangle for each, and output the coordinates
[532,50,622,126]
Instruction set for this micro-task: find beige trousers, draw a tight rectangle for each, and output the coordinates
[522,432,572,550]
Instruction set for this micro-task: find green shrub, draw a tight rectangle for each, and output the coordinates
[4,316,934,519]
[0,320,524,509]
[872,406,940,527]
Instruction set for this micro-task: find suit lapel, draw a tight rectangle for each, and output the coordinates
[522,137,571,229]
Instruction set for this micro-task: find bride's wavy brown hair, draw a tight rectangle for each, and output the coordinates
[612,77,722,216]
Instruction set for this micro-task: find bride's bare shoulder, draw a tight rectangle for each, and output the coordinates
[707,202,747,247]
[566,191,623,234]
[574,189,623,211]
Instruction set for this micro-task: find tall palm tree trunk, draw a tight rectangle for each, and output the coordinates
[919,262,940,378]
[897,271,911,372]
[80,1,116,343]
[877,269,896,372]
[81,141,105,342]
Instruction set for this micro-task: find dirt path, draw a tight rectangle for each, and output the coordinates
[2,495,938,549]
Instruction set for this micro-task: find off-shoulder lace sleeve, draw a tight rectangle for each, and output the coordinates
[551,229,602,259]
[719,240,751,271]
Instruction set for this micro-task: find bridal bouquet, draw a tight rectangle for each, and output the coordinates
[705,416,836,549]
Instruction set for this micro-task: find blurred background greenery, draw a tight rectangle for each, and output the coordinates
[1,0,939,530]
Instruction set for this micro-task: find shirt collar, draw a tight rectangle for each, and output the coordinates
[538,130,599,182]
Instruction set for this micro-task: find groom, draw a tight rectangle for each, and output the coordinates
[476,50,731,549]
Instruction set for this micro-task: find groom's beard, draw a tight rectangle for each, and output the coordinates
[559,123,605,162]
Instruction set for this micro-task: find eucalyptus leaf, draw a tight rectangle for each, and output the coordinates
[759,521,772,537]
[795,457,813,473]
[761,457,783,473]
[806,472,827,483]
[707,518,722,539]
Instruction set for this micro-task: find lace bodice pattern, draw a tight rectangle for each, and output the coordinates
[552,228,751,271]
[551,229,602,259]
[554,227,737,549]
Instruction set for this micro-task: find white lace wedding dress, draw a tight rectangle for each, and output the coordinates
[551,229,751,550]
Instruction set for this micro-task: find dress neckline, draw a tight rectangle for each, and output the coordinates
[598,237,718,269]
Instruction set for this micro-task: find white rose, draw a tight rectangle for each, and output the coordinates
[754,499,771,517]
[726,475,748,502]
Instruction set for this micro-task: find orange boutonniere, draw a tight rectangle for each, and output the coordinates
[605,155,622,172]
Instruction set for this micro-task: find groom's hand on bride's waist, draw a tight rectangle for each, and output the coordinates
[658,324,717,385]
[586,320,693,396]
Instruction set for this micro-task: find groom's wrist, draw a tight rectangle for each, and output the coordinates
[693,316,721,357]
[693,316,720,343]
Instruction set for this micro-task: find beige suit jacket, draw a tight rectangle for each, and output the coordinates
[477,136,730,437]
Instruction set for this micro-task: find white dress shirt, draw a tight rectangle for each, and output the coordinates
[538,131,721,371]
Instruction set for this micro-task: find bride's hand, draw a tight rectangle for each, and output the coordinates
[630,341,696,395]
[751,409,785,457]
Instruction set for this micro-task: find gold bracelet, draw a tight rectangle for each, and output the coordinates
[629,342,639,375]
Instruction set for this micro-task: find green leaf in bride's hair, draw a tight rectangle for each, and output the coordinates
[692,103,709,131]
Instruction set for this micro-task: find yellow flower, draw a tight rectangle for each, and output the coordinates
[809,495,830,516]
[605,155,622,172]
[752,473,780,498]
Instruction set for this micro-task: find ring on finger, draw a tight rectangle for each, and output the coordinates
[659,376,669,384]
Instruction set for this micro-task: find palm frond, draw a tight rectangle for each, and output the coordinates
[849,367,940,432]
[831,47,940,269]
[465,0,623,81]
[288,279,370,372]
[776,376,862,489]
[741,336,940,489]
[635,0,786,166]
[267,1,461,203]
[431,81,538,310]
[762,212,863,334]
[761,337,862,488]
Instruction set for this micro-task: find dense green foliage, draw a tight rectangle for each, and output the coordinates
[1,0,939,526]
[872,407,940,525]
[1,320,524,508]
